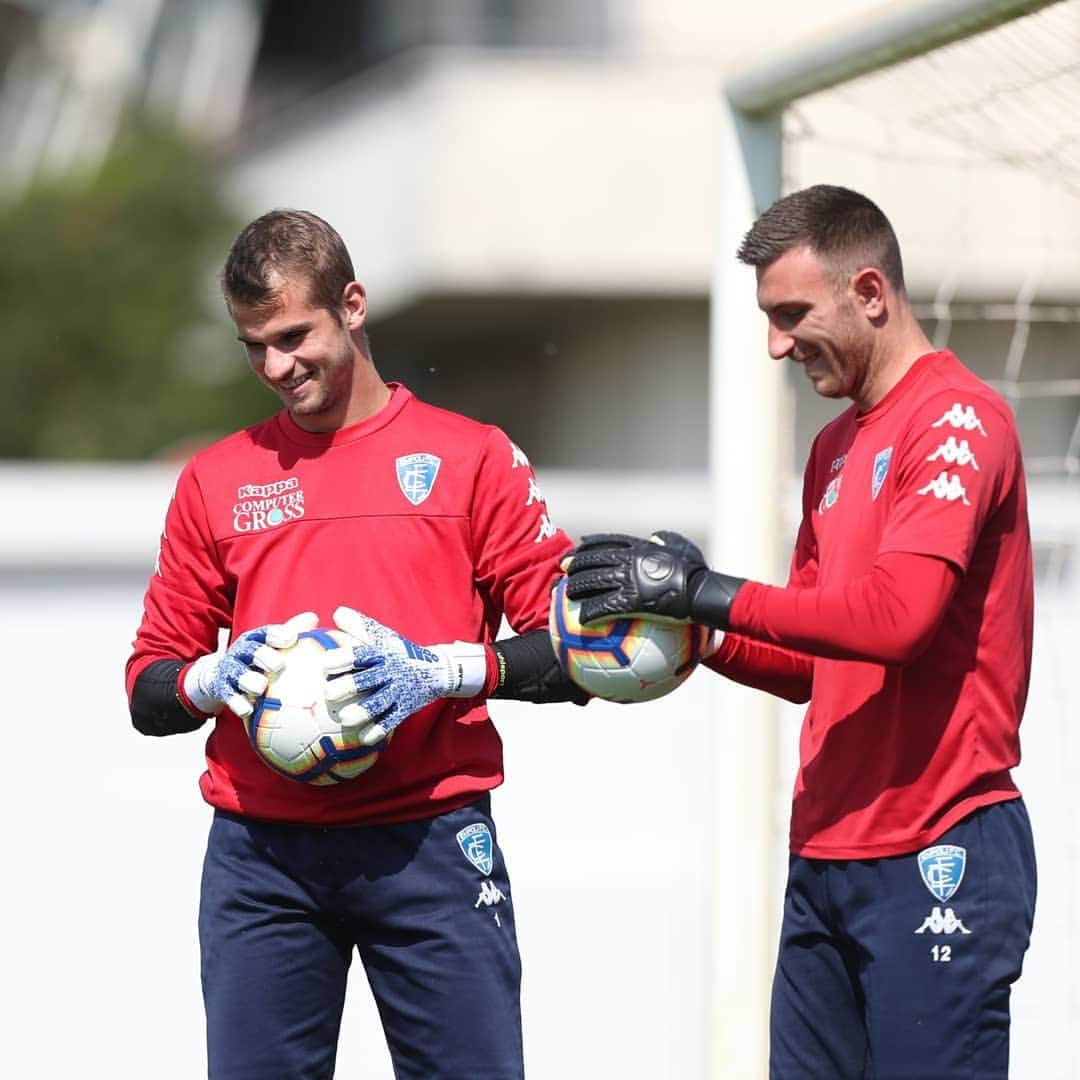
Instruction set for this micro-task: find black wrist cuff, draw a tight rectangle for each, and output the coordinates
[490,628,590,705]
[131,659,209,736]
[688,571,746,630]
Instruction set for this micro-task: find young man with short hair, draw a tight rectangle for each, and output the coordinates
[126,209,581,1079]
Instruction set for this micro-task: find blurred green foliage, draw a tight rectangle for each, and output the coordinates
[0,119,274,460]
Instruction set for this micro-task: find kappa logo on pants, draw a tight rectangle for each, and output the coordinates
[915,906,972,935]
[475,880,506,909]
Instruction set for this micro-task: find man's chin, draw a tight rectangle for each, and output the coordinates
[807,374,843,400]
[286,393,326,415]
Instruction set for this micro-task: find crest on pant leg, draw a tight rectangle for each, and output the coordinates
[456,822,493,875]
[917,844,966,902]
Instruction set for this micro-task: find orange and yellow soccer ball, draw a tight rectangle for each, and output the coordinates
[548,577,711,704]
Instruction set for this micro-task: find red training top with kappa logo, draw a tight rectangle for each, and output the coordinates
[126,384,571,827]
[742,351,1032,859]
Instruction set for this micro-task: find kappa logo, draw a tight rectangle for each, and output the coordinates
[871,447,893,500]
[475,878,507,926]
[927,436,980,471]
[918,470,970,506]
[456,822,494,875]
[232,477,305,533]
[396,453,441,506]
[932,403,988,436]
[918,844,966,902]
[915,906,972,935]
[475,880,506,909]
[818,475,842,513]
[533,512,558,544]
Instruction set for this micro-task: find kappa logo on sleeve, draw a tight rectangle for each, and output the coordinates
[931,403,988,436]
[456,822,494,875]
[509,440,530,469]
[917,470,971,506]
[396,453,441,506]
[927,436,980,471]
[504,436,560,541]
[533,512,558,544]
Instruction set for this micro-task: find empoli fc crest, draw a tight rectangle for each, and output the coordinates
[872,447,893,500]
[917,844,966,902]
[456,823,494,875]
[396,453,441,506]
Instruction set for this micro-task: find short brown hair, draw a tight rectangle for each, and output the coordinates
[736,184,906,293]
[221,209,356,317]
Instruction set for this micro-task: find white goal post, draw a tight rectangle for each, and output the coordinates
[707,2,1071,1075]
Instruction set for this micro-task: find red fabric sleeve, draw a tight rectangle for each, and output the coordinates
[124,461,233,702]
[729,549,960,664]
[878,391,1020,571]
[704,634,813,703]
[469,428,572,633]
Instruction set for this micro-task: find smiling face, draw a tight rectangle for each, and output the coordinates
[232,279,367,432]
[755,245,880,406]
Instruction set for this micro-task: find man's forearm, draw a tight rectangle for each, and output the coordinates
[130,659,209,736]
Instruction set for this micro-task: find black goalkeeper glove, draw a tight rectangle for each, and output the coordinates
[564,530,746,630]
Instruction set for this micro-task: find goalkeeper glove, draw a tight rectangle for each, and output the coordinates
[564,530,746,629]
[181,611,319,719]
[326,606,488,747]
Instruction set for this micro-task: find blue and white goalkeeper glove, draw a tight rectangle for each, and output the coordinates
[326,606,488,747]
[183,611,319,719]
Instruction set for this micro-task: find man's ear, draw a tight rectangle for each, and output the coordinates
[851,267,886,319]
[342,281,367,330]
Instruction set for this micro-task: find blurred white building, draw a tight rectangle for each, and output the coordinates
[5,0,1075,473]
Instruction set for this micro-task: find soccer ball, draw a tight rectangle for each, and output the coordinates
[548,577,711,703]
[245,627,387,786]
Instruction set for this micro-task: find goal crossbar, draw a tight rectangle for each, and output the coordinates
[725,0,1061,117]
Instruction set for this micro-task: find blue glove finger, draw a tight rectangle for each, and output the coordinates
[350,665,390,695]
[347,685,396,726]
[347,643,386,671]
[232,626,268,651]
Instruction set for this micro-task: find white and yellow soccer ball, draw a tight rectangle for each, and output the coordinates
[548,577,711,703]
[245,627,387,785]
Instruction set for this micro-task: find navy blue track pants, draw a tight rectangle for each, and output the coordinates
[770,798,1036,1079]
[199,796,523,1080]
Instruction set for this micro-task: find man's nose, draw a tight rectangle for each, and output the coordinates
[263,347,294,380]
[767,324,794,361]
